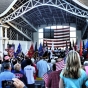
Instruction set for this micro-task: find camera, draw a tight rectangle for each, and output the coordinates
[2,80,15,88]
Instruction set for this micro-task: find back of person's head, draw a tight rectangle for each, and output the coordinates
[4,62,11,70]
[48,59,51,63]
[52,64,56,71]
[14,63,21,71]
[63,50,81,79]
[12,59,17,65]
[26,59,32,65]
[39,56,42,60]
[25,56,29,60]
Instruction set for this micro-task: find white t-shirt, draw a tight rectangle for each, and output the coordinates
[24,65,35,84]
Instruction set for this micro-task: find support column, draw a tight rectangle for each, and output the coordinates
[0,25,9,58]
[0,25,3,58]
[4,28,9,49]
[5,27,7,38]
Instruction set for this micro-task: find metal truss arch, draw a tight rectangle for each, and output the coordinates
[1,0,88,23]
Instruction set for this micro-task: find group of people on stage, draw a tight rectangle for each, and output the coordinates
[0,47,88,88]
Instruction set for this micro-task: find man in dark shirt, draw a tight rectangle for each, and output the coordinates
[21,56,29,70]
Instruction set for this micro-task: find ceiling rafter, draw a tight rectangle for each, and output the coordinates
[1,0,88,23]
[0,0,87,38]
[21,16,37,31]
[7,22,32,41]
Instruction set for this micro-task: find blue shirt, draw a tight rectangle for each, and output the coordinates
[85,81,88,87]
[0,70,15,88]
[60,69,87,88]
[37,59,48,77]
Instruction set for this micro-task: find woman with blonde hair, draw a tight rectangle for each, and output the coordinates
[59,50,87,88]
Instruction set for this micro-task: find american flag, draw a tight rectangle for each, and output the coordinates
[43,70,52,86]
[56,60,65,71]
[43,73,48,86]
[7,43,15,57]
[43,27,70,48]
[43,59,65,86]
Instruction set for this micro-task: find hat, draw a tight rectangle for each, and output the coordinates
[4,56,10,60]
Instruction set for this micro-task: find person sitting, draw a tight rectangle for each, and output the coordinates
[0,63,15,88]
[59,50,87,88]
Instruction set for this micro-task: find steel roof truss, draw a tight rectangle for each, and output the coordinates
[1,0,88,23]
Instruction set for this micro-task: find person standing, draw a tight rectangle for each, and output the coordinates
[13,63,27,86]
[46,64,61,88]
[0,63,15,88]
[37,56,48,78]
[24,59,35,88]
[21,56,29,70]
[1,56,11,72]
[59,50,87,88]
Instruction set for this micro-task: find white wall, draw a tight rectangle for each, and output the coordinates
[8,40,31,54]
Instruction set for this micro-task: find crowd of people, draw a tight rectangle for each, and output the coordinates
[0,49,88,88]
